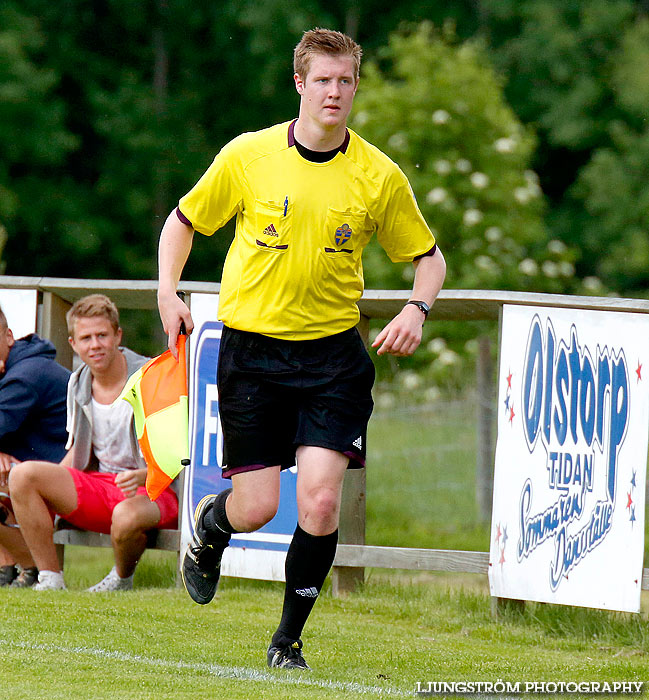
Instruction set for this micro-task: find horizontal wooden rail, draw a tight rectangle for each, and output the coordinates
[334,544,489,574]
[335,545,649,592]
[53,528,180,552]
[3,275,649,319]
[51,528,649,593]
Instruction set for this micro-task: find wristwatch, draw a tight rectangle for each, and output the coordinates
[405,300,430,320]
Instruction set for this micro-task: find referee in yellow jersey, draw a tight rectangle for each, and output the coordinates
[158,28,446,670]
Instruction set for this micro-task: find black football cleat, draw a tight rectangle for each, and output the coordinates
[181,494,229,605]
[267,639,311,670]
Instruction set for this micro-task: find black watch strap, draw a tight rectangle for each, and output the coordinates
[405,300,430,319]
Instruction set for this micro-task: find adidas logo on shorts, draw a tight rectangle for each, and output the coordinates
[353,436,363,450]
[295,587,319,598]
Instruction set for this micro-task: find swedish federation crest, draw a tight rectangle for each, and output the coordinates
[334,223,352,247]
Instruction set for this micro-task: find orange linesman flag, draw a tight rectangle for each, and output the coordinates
[120,334,190,501]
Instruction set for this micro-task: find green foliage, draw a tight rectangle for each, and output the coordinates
[0,4,75,225]
[352,22,577,296]
[1,1,286,281]
[352,22,581,388]
[482,0,649,295]
[2,0,649,302]
[575,125,649,292]
[483,0,635,150]
[611,17,649,121]
[569,18,649,293]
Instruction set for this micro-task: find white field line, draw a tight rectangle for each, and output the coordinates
[4,639,411,697]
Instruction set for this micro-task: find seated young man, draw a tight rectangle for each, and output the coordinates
[8,294,178,591]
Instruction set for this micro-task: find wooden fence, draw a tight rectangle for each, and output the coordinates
[2,275,649,597]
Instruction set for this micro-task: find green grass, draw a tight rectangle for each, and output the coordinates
[367,396,490,552]
[367,393,649,558]
[2,548,649,700]
[3,394,649,698]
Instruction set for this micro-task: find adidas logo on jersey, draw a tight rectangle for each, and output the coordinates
[263,223,278,237]
[295,587,319,598]
[353,436,363,450]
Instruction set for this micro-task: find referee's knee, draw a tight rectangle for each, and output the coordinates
[240,504,277,531]
[300,487,340,529]
[230,495,278,532]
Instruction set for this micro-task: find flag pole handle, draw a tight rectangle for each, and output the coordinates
[176,291,190,469]
[176,291,187,336]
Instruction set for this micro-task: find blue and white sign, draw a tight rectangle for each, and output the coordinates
[182,293,297,581]
[489,305,649,612]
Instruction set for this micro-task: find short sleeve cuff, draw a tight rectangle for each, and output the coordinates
[413,244,437,261]
[176,207,193,228]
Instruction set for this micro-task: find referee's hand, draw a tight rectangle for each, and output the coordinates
[158,291,194,359]
[372,305,424,357]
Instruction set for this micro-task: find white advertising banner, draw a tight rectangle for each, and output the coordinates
[489,304,649,612]
[0,289,38,338]
[182,293,296,581]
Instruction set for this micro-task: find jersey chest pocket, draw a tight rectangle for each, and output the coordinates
[322,208,369,259]
[254,199,292,253]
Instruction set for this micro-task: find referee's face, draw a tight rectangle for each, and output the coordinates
[295,54,358,131]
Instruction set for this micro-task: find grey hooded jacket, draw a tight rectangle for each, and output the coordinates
[64,347,149,472]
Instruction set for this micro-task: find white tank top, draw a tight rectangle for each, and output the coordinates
[91,398,141,473]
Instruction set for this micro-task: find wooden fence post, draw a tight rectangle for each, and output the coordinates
[476,335,495,523]
[41,291,73,370]
[332,469,366,596]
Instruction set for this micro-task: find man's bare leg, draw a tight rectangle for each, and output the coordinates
[8,461,78,572]
[110,496,163,578]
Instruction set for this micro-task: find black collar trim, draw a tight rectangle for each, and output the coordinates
[287,120,349,162]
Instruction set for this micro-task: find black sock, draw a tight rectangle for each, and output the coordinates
[271,524,338,648]
[203,488,238,542]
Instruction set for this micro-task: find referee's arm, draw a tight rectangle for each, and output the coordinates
[371,246,446,357]
[158,209,195,357]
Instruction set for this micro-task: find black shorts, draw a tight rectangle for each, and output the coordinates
[217,326,375,478]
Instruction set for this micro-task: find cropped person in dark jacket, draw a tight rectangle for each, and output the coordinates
[0,305,70,586]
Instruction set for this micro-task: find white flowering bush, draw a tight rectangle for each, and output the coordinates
[352,22,581,295]
[354,23,588,390]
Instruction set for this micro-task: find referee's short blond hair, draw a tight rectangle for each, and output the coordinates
[294,28,362,82]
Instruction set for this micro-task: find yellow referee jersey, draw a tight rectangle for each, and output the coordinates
[179,121,436,340]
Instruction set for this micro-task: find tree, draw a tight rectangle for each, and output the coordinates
[481,0,647,294]
[0,4,75,251]
[2,1,264,280]
[570,17,649,293]
[349,22,582,389]
[0,0,502,284]
[351,22,576,295]
[6,0,642,300]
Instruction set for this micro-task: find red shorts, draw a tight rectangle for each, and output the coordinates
[61,468,178,534]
